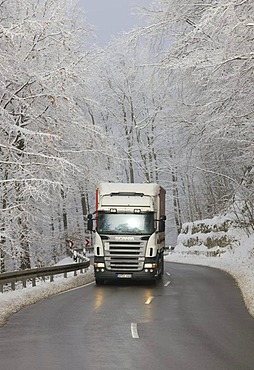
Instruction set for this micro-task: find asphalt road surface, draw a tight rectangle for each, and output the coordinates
[1,262,254,370]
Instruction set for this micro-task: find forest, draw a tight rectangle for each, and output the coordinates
[0,0,253,272]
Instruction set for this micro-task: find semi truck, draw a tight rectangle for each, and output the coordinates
[87,182,166,285]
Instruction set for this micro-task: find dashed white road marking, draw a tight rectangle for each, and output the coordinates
[164,281,171,287]
[131,323,139,339]
[166,272,171,276]
[145,296,154,305]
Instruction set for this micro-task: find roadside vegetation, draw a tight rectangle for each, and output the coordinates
[1,0,253,272]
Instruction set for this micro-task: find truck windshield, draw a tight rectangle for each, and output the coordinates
[97,212,155,235]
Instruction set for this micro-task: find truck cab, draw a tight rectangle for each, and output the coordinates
[88,182,166,284]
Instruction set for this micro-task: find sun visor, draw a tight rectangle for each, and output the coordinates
[99,195,154,211]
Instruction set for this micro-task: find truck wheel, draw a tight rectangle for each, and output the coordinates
[152,278,158,285]
[95,279,104,285]
[158,253,164,279]
[161,254,164,275]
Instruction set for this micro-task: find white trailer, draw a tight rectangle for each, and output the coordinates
[87,182,166,284]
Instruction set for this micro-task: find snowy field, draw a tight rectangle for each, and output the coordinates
[1,230,254,326]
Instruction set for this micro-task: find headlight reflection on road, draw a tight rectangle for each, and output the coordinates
[94,288,105,312]
[145,291,155,305]
[142,290,155,323]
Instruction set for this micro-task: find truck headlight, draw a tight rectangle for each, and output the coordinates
[94,262,105,268]
[144,263,157,269]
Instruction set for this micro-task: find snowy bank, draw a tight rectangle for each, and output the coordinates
[166,219,254,319]
[0,257,95,326]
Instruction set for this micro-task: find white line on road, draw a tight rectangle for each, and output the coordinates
[55,281,95,296]
[164,281,171,287]
[145,296,154,305]
[166,272,171,276]
[131,323,139,339]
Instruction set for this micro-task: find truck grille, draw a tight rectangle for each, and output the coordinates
[104,241,145,271]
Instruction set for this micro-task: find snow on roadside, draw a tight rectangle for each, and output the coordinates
[0,257,95,326]
[166,230,254,318]
[1,230,253,327]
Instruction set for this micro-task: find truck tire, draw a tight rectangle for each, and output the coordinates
[161,254,164,275]
[158,253,164,279]
[95,278,104,285]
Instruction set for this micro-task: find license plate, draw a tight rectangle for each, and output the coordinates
[116,273,132,278]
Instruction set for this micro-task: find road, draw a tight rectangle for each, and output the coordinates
[1,263,254,370]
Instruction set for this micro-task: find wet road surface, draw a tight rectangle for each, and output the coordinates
[1,262,254,370]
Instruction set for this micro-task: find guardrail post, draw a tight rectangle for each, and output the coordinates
[0,284,3,293]
[50,275,54,282]
[32,278,36,287]
[22,279,27,288]
[64,272,67,278]
[11,281,15,291]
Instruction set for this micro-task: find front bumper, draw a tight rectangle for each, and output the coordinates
[94,268,158,282]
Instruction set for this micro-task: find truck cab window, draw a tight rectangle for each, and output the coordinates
[97,212,155,235]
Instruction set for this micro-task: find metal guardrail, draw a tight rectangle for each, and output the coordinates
[0,260,90,293]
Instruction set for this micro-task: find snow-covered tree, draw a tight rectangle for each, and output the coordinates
[135,0,254,230]
[0,0,114,271]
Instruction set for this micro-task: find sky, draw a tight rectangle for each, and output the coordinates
[78,0,152,45]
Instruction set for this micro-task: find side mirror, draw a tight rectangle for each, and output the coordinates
[87,214,93,232]
[159,215,166,232]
